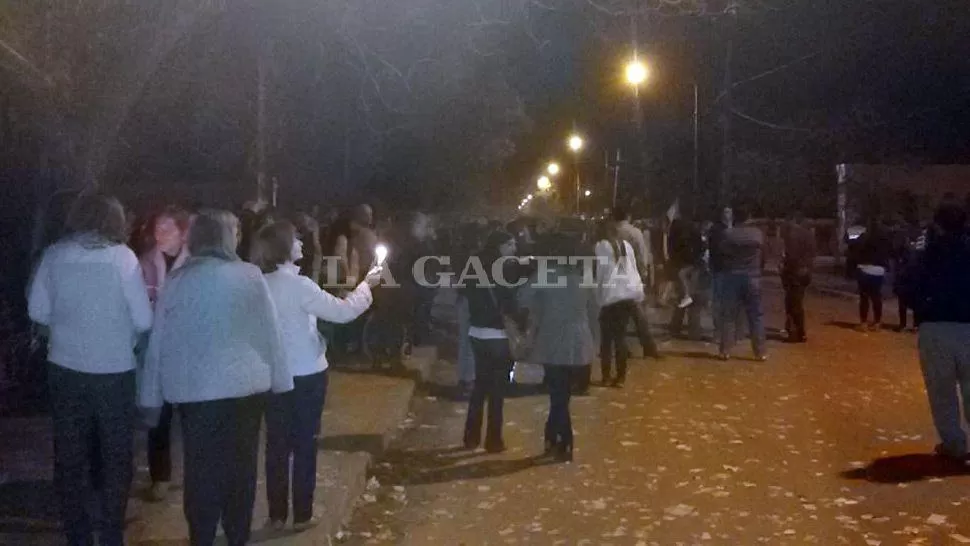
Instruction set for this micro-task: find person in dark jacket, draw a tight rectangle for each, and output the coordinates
[855,220,893,331]
[912,200,970,461]
[462,229,522,453]
[893,216,925,332]
[781,212,816,343]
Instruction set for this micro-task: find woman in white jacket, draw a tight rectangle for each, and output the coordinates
[256,221,379,531]
[595,220,645,388]
[139,210,293,546]
[28,194,153,546]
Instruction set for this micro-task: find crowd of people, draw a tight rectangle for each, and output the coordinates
[22,188,970,546]
[26,195,400,546]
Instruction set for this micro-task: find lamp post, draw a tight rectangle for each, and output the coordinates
[623,56,700,216]
[568,133,584,215]
[546,162,560,176]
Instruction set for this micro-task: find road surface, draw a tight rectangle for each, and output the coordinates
[342,287,970,545]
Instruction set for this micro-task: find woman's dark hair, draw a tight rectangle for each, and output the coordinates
[64,194,127,244]
[482,229,514,257]
[596,220,625,258]
[255,221,297,273]
[934,199,968,235]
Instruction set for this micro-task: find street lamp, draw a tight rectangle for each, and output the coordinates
[625,58,649,88]
[547,162,561,176]
[584,189,592,197]
[568,134,584,153]
[537,175,552,191]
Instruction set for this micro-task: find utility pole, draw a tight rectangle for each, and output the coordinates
[612,149,621,208]
[692,82,700,216]
[256,44,268,205]
[718,11,736,209]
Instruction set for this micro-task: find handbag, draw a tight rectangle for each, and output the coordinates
[487,287,533,362]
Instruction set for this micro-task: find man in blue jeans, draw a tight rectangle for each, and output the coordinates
[716,206,767,361]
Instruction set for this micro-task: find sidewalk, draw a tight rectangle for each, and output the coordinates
[0,358,430,545]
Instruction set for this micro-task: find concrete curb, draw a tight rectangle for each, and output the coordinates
[0,349,438,545]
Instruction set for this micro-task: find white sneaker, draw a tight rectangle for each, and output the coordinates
[677,296,694,309]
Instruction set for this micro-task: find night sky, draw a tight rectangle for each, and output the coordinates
[3,0,970,219]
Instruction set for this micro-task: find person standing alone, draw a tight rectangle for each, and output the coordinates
[781,212,816,343]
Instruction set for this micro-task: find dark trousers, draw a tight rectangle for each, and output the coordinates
[572,365,591,394]
[857,272,884,324]
[181,394,266,546]
[48,363,135,546]
[898,299,921,329]
[718,274,767,357]
[544,366,574,448]
[630,301,660,357]
[782,273,810,340]
[464,338,513,447]
[265,371,329,524]
[600,300,636,381]
[411,289,437,346]
[148,403,174,483]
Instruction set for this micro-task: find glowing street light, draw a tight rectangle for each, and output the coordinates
[547,162,561,176]
[537,175,552,191]
[584,189,592,197]
[568,134,584,153]
[625,58,649,87]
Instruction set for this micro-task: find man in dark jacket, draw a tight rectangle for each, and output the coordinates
[781,212,816,343]
[913,200,970,461]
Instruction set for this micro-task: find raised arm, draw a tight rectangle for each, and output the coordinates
[300,277,373,324]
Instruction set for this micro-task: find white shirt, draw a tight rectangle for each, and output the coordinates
[594,240,645,307]
[263,263,373,377]
[139,257,293,407]
[27,238,153,374]
[468,326,507,340]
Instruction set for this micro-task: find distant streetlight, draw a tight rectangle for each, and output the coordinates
[568,134,584,153]
[547,162,561,176]
[537,175,552,191]
[625,58,649,87]
[526,193,533,200]
[584,189,592,197]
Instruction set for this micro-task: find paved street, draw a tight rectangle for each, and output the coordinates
[342,287,970,545]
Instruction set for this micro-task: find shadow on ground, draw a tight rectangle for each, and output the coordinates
[840,454,970,484]
[372,446,550,487]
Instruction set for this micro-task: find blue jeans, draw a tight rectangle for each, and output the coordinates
[718,273,766,357]
[265,371,329,523]
[919,323,970,457]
